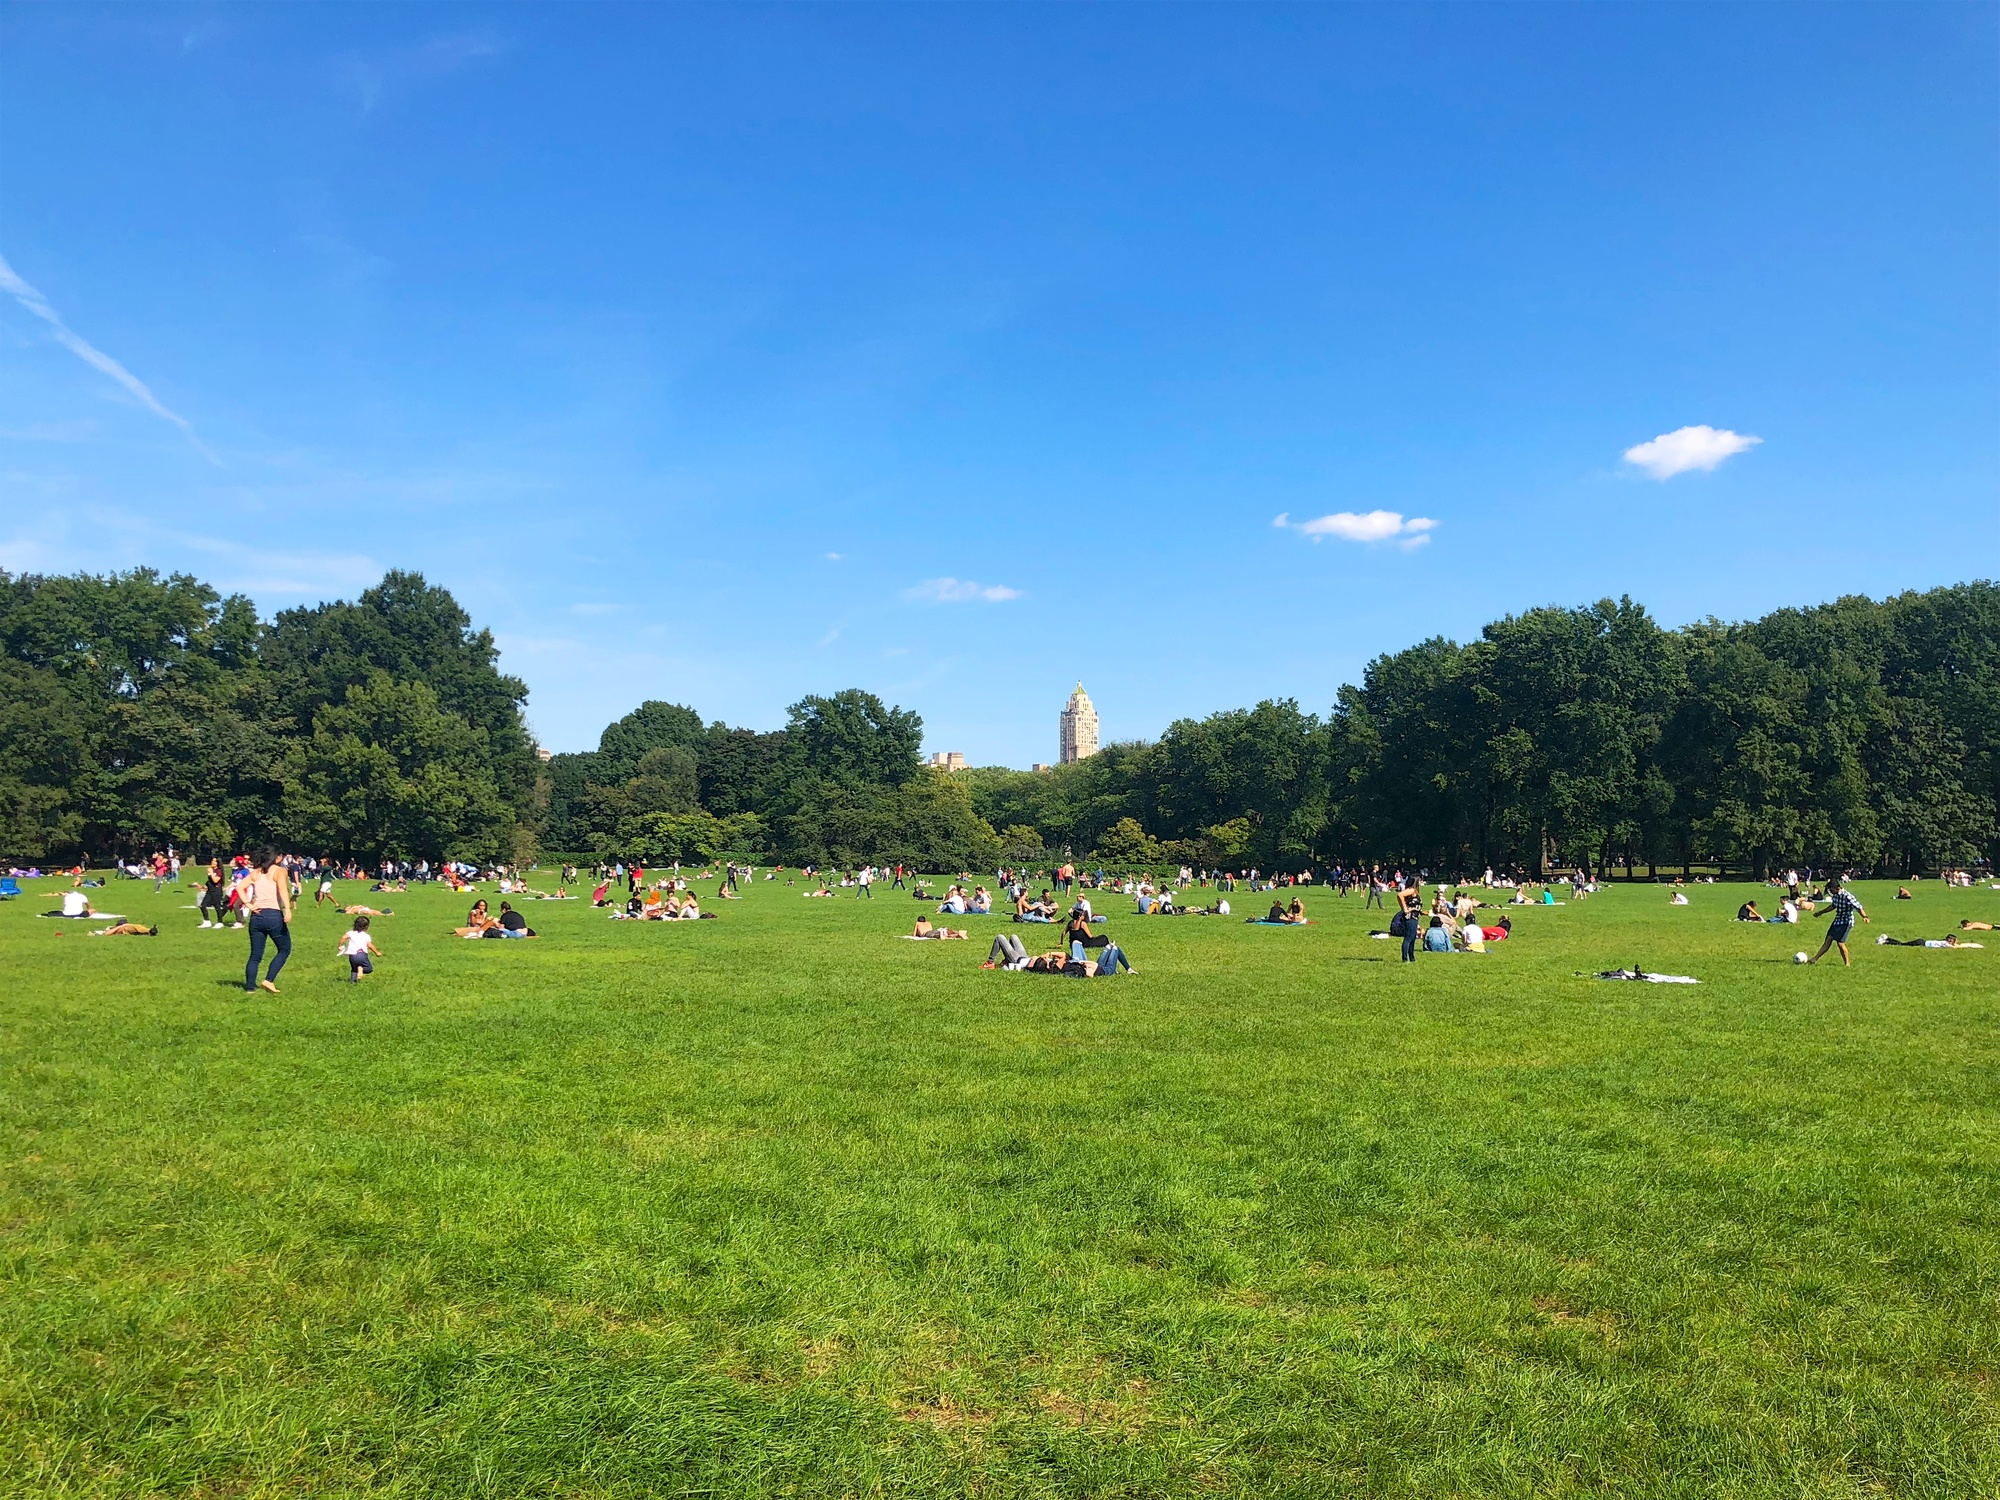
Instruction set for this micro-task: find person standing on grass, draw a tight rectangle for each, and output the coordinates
[1807,877,1867,967]
[857,864,873,899]
[197,858,230,928]
[1398,880,1425,963]
[242,847,294,994]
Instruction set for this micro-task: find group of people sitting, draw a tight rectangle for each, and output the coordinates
[936,884,993,915]
[1375,892,1512,953]
[453,899,538,939]
[1736,898,1805,923]
[610,888,711,920]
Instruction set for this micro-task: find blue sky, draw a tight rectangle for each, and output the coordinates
[2,3,1994,765]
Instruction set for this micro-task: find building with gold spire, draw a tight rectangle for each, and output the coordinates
[1059,683,1099,764]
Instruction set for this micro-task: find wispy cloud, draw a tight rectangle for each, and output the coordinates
[342,30,505,113]
[0,251,218,463]
[903,577,1023,603]
[1274,510,1437,550]
[1623,425,1761,480]
[825,552,844,562]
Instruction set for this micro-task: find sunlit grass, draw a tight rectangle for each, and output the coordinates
[2,871,1995,1497]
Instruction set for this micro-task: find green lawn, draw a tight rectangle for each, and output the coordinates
[2,871,1996,1497]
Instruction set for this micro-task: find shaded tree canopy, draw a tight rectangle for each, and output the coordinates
[4,569,1993,877]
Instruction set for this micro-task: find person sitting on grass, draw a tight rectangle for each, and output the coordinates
[1016,890,1057,922]
[1065,903,1109,955]
[969,885,993,914]
[338,915,381,980]
[911,915,968,940]
[1875,932,1982,948]
[90,922,158,937]
[938,885,970,915]
[1670,891,1690,905]
[485,901,536,938]
[1895,886,1914,900]
[1423,915,1454,952]
[1737,899,1763,921]
[1287,895,1306,923]
[455,899,498,938]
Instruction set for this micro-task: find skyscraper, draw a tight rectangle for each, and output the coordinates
[1059,683,1099,763]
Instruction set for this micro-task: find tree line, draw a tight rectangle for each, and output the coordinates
[3,569,1993,877]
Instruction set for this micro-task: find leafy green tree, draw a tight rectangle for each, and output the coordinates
[263,571,536,817]
[594,701,706,782]
[282,674,514,863]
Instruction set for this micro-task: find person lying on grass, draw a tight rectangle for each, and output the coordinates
[1875,933,1983,948]
[1961,920,1995,931]
[338,903,394,917]
[982,932,1136,974]
[910,916,969,940]
[90,922,158,937]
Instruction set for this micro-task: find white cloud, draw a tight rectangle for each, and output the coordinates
[0,250,218,464]
[1623,425,1761,480]
[903,577,1023,603]
[825,552,843,561]
[1277,510,1438,549]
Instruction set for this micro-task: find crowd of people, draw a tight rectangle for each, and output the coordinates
[15,841,1995,991]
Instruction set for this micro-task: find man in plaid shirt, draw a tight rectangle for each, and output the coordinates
[1807,876,1868,967]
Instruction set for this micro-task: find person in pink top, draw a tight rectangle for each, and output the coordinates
[241,847,295,994]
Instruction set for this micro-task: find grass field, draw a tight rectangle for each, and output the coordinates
[2,870,1996,1498]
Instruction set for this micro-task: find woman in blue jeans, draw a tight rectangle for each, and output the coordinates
[242,847,294,993]
[1398,882,1424,962]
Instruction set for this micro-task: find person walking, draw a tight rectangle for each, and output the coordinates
[857,864,874,899]
[1807,877,1868,967]
[242,847,294,994]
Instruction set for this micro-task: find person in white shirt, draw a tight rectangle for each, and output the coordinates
[338,916,381,982]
